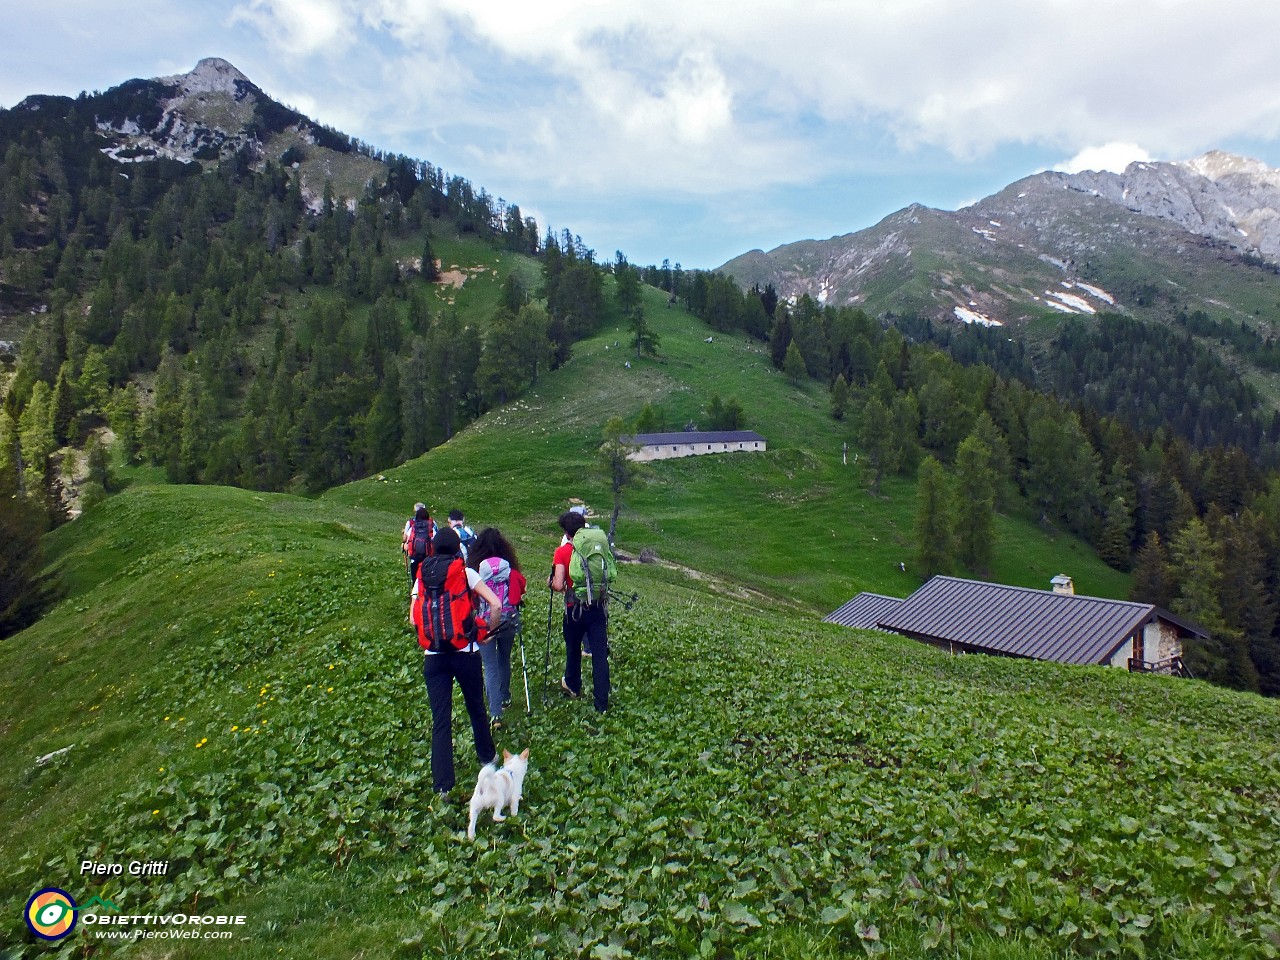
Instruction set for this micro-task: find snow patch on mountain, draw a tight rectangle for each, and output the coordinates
[954,306,1002,327]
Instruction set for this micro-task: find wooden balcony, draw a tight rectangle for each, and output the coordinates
[1128,655,1187,677]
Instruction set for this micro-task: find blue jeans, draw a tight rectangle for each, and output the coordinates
[423,650,495,792]
[479,618,516,719]
[563,603,609,712]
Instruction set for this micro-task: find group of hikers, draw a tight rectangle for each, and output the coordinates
[402,503,616,797]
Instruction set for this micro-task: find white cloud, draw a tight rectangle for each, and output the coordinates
[228,0,355,59]
[223,0,1280,195]
[1054,143,1154,175]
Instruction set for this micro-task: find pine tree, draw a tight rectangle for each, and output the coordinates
[51,362,77,445]
[513,303,551,385]
[84,434,112,492]
[0,407,19,495]
[614,254,642,318]
[953,435,996,575]
[107,384,142,464]
[477,308,524,408]
[1130,531,1173,609]
[78,347,111,418]
[634,403,664,434]
[967,413,1015,511]
[1169,518,1234,685]
[364,363,402,470]
[783,341,807,385]
[19,381,56,494]
[915,456,954,579]
[859,397,894,495]
[399,336,430,460]
[629,307,659,359]
[830,374,850,421]
[1099,494,1135,570]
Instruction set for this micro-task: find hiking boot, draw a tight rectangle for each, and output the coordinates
[490,717,504,731]
[560,677,581,699]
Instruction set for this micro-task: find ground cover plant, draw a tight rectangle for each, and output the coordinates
[4,284,1268,958]
[1,479,1277,958]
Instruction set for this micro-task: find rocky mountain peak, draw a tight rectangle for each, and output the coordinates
[161,57,252,97]
[1179,150,1274,182]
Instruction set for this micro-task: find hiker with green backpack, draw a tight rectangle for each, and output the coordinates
[549,510,616,713]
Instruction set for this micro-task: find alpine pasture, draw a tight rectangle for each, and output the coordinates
[2,278,1278,959]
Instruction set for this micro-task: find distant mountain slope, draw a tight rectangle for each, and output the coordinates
[2,57,383,211]
[720,153,1280,333]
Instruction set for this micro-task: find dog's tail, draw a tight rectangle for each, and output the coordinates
[466,762,499,840]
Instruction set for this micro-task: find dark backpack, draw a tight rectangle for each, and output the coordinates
[413,556,483,652]
[409,517,435,561]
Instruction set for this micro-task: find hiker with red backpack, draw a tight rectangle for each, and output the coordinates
[402,503,437,589]
[410,526,501,796]
[468,528,528,730]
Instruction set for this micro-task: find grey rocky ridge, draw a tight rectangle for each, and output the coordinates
[718,152,1280,330]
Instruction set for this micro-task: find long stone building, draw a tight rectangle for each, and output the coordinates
[623,430,767,463]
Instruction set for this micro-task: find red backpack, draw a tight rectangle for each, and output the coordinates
[413,556,487,652]
[408,516,436,561]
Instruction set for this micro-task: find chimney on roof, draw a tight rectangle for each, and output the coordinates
[1050,575,1074,596]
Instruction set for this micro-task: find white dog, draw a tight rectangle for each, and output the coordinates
[467,749,529,840]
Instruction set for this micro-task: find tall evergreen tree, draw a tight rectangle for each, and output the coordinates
[18,381,56,494]
[629,308,659,360]
[51,363,77,445]
[953,435,996,575]
[783,341,807,385]
[1099,494,1135,570]
[830,374,850,421]
[915,456,954,580]
[364,362,403,470]
[399,336,430,460]
[614,253,642,318]
[859,397,895,495]
[1130,531,1173,610]
[1168,517,1242,685]
[634,403,664,434]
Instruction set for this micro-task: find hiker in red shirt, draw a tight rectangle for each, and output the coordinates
[550,510,610,712]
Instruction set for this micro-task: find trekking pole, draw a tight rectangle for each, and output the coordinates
[517,610,531,715]
[542,569,555,707]
[608,590,640,611]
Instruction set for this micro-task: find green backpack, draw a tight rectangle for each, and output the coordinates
[568,526,618,606]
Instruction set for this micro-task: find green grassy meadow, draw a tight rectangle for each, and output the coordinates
[2,277,1277,958]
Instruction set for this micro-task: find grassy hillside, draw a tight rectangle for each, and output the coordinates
[8,293,1274,958]
[326,285,1131,611]
[2,479,1277,958]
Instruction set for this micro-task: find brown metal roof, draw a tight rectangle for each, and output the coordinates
[875,576,1169,665]
[823,593,903,631]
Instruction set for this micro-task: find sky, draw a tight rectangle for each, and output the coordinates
[6,1,1280,269]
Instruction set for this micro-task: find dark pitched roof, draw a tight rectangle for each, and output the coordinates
[874,576,1207,666]
[823,592,903,631]
[626,430,766,446]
